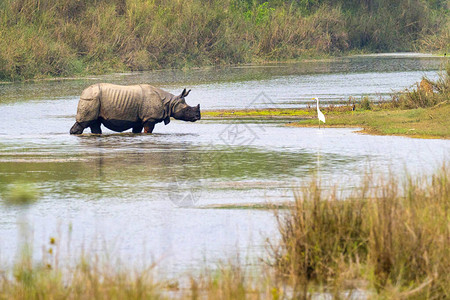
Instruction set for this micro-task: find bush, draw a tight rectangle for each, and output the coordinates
[393,62,450,109]
[360,96,372,110]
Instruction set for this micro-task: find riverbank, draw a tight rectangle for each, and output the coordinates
[292,101,450,138]
[202,101,450,139]
[203,65,450,140]
[1,0,448,81]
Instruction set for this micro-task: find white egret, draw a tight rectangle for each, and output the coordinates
[314,97,326,128]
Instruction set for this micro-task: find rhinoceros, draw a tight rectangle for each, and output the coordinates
[70,83,201,134]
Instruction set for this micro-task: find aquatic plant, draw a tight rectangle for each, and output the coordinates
[3,183,39,205]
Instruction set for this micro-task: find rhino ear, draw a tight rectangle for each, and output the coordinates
[164,117,170,125]
[197,104,200,110]
[180,88,191,98]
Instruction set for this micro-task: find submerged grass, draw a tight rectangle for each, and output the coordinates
[2,183,40,205]
[0,0,448,81]
[1,166,449,298]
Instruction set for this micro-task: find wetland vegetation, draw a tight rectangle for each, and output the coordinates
[0,0,449,81]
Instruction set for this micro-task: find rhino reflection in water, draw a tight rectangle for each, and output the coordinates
[70,83,201,134]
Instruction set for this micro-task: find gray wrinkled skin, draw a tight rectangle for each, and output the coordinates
[70,83,200,134]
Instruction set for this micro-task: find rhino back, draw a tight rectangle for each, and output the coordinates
[99,84,143,122]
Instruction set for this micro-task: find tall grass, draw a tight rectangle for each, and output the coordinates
[0,0,448,81]
[272,166,450,298]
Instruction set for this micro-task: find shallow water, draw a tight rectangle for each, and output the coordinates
[0,54,449,274]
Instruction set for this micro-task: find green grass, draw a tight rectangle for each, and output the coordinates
[0,0,448,81]
[204,64,450,139]
[204,66,450,139]
[203,108,315,119]
[202,102,450,139]
[293,102,450,138]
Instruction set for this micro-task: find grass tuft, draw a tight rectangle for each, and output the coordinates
[272,165,450,298]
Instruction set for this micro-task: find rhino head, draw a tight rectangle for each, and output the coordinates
[170,88,201,123]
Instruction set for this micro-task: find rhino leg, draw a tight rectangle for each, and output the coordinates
[90,120,102,134]
[144,122,155,133]
[70,122,85,134]
[132,124,143,133]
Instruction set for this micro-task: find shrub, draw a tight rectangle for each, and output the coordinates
[360,96,372,110]
[393,62,450,109]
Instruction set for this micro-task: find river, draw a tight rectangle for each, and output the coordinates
[0,54,448,275]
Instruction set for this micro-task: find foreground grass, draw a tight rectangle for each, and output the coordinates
[1,166,449,299]
[272,165,450,299]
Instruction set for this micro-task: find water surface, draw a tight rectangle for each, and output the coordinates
[0,54,449,274]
